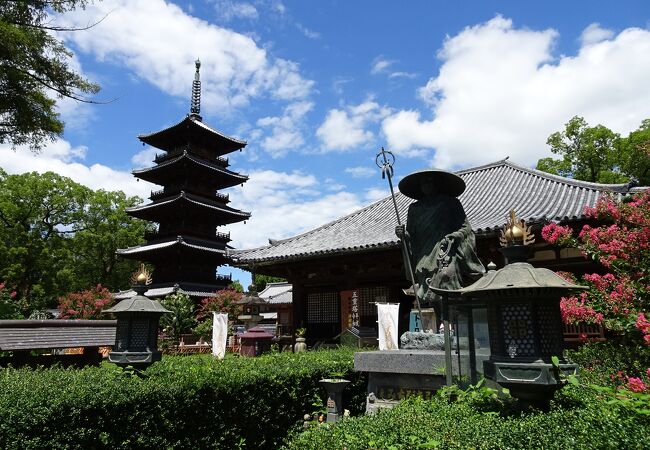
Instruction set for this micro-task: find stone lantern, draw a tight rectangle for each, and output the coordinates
[319,378,350,422]
[431,211,584,405]
[104,265,169,370]
[235,285,266,329]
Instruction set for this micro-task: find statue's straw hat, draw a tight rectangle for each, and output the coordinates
[398,169,466,199]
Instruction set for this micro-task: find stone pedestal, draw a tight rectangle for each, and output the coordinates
[354,350,489,413]
[319,379,350,423]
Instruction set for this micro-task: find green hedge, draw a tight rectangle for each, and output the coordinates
[286,385,649,450]
[568,340,650,386]
[0,349,367,449]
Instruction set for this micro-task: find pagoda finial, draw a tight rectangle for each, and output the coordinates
[190,58,202,119]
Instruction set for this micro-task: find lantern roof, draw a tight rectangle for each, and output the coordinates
[235,288,267,306]
[430,259,587,298]
[104,286,170,314]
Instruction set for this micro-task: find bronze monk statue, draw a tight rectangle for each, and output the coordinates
[396,169,484,303]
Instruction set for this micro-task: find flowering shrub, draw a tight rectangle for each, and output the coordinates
[541,223,574,246]
[57,284,113,319]
[198,288,243,320]
[542,190,649,340]
[193,288,244,339]
[0,281,22,319]
[637,313,650,345]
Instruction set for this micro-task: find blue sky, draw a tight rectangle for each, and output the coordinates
[2,0,650,287]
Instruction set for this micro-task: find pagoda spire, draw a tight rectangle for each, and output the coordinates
[190,58,202,120]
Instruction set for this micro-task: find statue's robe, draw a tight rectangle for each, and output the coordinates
[405,193,484,301]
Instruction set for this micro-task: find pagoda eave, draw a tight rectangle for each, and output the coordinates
[138,116,246,154]
[126,192,251,225]
[117,237,228,260]
[132,152,248,188]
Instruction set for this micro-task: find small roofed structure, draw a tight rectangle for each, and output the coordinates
[258,282,293,336]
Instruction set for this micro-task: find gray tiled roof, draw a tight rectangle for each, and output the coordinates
[232,160,644,266]
[259,282,293,304]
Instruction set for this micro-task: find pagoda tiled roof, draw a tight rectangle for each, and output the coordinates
[138,115,246,153]
[132,151,248,187]
[232,159,644,265]
[126,191,250,223]
[117,236,227,257]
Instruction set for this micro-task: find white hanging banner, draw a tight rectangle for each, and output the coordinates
[212,312,228,359]
[376,303,400,350]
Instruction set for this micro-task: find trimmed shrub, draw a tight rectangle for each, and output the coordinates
[286,385,649,450]
[0,348,366,449]
[568,341,650,386]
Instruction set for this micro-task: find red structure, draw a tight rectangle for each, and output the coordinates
[118,60,249,297]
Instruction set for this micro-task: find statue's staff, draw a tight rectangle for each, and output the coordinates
[375,147,424,326]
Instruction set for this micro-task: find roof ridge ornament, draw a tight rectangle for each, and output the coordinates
[190,58,202,120]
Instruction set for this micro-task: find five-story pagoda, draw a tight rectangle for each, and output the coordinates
[117,60,250,298]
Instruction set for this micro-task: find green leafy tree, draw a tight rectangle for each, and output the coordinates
[160,293,197,343]
[229,280,244,292]
[253,273,286,292]
[0,169,146,314]
[0,281,22,319]
[0,0,100,149]
[618,119,650,186]
[70,189,149,291]
[0,169,88,312]
[537,116,628,183]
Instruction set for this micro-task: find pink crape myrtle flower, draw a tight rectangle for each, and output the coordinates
[626,377,648,393]
[541,223,573,245]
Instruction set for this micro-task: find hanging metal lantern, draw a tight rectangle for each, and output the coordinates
[104,265,170,370]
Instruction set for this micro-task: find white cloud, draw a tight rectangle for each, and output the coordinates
[225,170,364,248]
[364,187,390,203]
[383,16,650,169]
[344,166,375,178]
[296,23,320,39]
[212,0,259,21]
[316,100,391,152]
[56,0,313,115]
[331,76,353,95]
[371,57,394,74]
[0,141,154,199]
[131,147,159,169]
[389,71,418,79]
[581,23,615,46]
[256,101,314,157]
